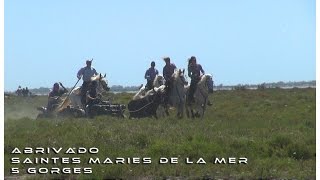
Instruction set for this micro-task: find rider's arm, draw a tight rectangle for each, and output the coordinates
[172,64,177,71]
[49,96,59,101]
[48,92,59,101]
[59,82,68,93]
[77,68,84,79]
[163,67,168,80]
[144,69,149,79]
[188,66,192,77]
[199,64,205,75]
[93,68,98,76]
[86,91,96,100]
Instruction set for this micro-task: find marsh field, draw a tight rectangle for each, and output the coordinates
[4,88,316,179]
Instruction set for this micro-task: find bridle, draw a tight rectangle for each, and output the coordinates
[97,77,109,91]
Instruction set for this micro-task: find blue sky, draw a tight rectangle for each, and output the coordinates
[4,0,315,91]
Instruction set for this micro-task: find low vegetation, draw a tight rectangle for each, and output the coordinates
[4,88,316,179]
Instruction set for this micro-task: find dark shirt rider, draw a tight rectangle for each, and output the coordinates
[85,81,101,116]
[162,57,177,105]
[188,56,204,103]
[145,61,159,90]
[47,82,68,111]
[163,57,177,82]
[86,81,100,106]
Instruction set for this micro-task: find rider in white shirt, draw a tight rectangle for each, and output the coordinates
[77,59,98,105]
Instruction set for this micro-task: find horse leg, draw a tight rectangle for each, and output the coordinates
[154,113,158,119]
[177,103,184,119]
[176,104,181,118]
[201,107,205,120]
[180,103,184,118]
[191,109,195,119]
[201,101,207,120]
[166,110,169,116]
[176,105,180,118]
[157,104,168,117]
[186,105,190,118]
[165,105,170,116]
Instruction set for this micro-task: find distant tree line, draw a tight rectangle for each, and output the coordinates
[228,80,316,91]
[22,85,141,95]
[110,85,141,92]
[7,80,316,95]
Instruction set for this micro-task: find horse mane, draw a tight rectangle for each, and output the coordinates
[153,74,164,86]
[90,73,108,86]
[173,69,182,79]
[90,73,102,82]
[199,74,212,85]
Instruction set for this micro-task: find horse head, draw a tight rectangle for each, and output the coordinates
[92,73,110,92]
[153,75,165,87]
[153,87,166,104]
[173,69,188,86]
[202,74,214,93]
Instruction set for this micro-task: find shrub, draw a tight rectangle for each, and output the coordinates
[287,143,312,160]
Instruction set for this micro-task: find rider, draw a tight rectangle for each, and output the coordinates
[85,81,101,117]
[47,82,68,111]
[77,59,98,105]
[187,56,213,106]
[162,57,177,104]
[188,56,204,103]
[144,61,159,90]
[16,86,22,96]
[25,87,30,97]
[163,57,177,89]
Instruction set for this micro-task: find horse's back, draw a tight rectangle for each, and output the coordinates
[69,86,82,107]
[72,87,81,95]
[133,86,146,100]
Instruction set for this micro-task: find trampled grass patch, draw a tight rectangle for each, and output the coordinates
[4,88,316,179]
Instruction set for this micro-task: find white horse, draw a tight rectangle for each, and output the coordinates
[67,73,110,109]
[166,69,188,118]
[185,74,214,119]
[133,74,165,100]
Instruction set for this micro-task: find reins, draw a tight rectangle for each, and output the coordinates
[128,100,155,113]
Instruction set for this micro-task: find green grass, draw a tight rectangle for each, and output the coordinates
[4,88,316,179]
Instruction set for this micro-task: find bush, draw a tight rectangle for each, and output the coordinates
[257,83,267,90]
[269,135,292,149]
[233,84,248,90]
[287,143,313,160]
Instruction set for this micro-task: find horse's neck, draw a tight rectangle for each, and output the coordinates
[196,81,208,96]
[154,81,159,87]
[171,79,184,95]
[153,77,160,87]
